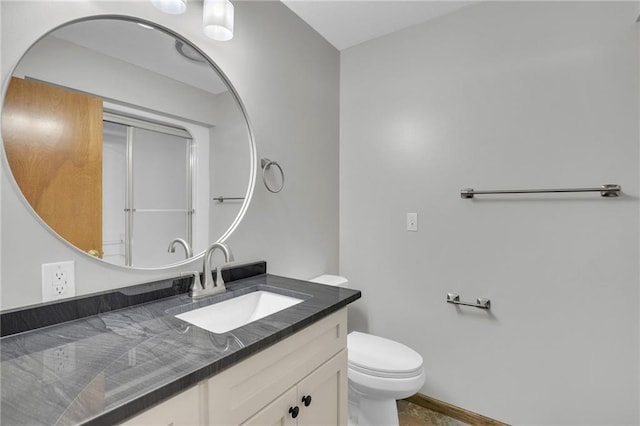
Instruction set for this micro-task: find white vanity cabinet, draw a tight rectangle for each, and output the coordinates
[121,308,348,426]
[207,308,348,425]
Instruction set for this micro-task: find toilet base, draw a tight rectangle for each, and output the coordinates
[348,385,400,426]
[347,365,425,425]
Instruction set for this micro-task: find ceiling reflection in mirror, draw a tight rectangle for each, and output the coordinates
[1,18,255,269]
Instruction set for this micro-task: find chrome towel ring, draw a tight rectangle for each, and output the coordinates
[261,158,285,193]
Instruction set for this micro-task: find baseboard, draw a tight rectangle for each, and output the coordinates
[404,393,509,425]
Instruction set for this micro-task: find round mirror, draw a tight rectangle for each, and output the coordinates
[1,17,256,269]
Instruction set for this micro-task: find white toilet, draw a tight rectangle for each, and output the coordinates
[309,275,425,426]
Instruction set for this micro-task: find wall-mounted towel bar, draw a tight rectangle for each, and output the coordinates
[460,184,620,199]
[447,293,491,310]
[213,196,245,202]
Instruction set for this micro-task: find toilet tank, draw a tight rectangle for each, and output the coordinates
[309,275,349,287]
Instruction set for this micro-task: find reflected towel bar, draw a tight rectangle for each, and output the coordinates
[447,293,491,310]
[460,184,620,199]
[213,196,245,202]
[124,208,195,213]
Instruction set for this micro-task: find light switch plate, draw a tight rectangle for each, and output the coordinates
[406,213,418,232]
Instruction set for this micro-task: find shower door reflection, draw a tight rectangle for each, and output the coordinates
[103,117,193,267]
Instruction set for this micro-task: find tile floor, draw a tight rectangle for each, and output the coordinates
[397,400,467,426]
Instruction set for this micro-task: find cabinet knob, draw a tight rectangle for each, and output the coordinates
[289,406,299,418]
[301,395,312,407]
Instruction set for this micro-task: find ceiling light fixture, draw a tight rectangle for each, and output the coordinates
[150,0,234,41]
[203,0,234,41]
[151,0,187,15]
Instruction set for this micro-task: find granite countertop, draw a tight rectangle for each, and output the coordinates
[0,272,360,425]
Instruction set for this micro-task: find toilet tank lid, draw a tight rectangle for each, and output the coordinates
[348,332,423,374]
[308,274,349,286]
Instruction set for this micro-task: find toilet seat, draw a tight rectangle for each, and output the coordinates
[348,332,423,379]
[348,362,422,379]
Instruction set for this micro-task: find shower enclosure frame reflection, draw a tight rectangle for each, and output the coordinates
[104,112,195,267]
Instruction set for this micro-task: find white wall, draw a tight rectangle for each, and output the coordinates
[0,1,339,309]
[340,1,639,424]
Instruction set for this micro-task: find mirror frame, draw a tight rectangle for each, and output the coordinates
[0,14,257,270]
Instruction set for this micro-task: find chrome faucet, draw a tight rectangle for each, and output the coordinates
[200,242,234,296]
[168,238,193,259]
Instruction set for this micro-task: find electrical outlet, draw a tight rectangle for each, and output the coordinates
[406,213,418,232]
[42,261,75,302]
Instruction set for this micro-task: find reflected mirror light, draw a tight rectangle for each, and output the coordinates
[1,18,256,269]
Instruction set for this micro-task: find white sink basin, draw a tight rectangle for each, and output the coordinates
[175,290,304,333]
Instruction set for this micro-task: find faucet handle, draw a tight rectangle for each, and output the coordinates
[181,271,203,296]
[214,266,226,291]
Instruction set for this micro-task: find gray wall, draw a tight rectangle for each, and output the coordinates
[340,1,639,424]
[0,0,340,309]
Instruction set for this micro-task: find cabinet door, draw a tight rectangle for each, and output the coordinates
[297,350,348,426]
[241,387,297,426]
[120,383,204,426]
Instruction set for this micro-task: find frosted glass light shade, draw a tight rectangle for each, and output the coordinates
[203,0,234,41]
[151,0,187,14]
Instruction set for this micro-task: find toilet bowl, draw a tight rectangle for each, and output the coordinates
[309,275,425,426]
